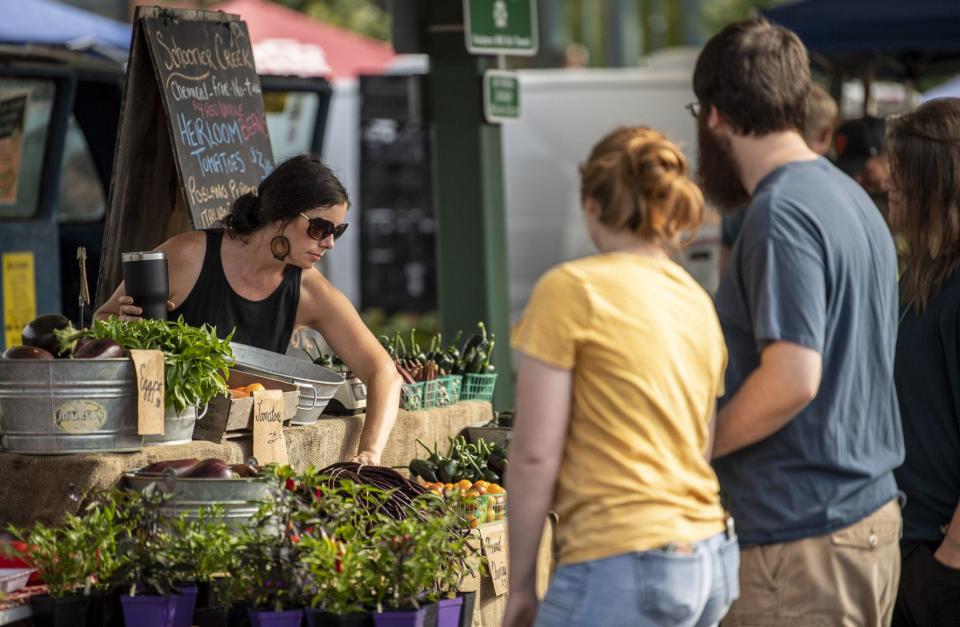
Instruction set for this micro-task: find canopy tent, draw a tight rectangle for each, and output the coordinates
[764,0,960,78]
[0,0,131,62]
[212,0,396,79]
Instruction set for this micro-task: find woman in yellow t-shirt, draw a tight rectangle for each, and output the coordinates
[503,127,739,627]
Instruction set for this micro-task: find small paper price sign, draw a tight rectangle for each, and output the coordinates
[479,520,508,596]
[129,349,165,435]
[252,389,287,465]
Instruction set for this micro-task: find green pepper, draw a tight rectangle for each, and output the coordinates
[487,452,507,474]
[409,459,439,483]
[438,459,460,483]
[483,468,501,484]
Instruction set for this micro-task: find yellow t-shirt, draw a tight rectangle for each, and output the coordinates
[511,253,727,565]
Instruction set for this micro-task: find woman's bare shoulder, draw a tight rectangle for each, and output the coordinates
[156,231,208,269]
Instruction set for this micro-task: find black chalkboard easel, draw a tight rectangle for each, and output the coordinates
[96,6,275,308]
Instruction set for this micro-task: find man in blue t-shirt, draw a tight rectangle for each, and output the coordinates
[693,19,904,625]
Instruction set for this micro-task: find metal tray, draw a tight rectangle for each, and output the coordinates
[229,342,343,424]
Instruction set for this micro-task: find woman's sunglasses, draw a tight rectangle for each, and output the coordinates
[299,212,348,241]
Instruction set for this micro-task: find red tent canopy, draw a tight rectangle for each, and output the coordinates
[212,0,395,79]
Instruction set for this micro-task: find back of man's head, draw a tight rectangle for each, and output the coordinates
[693,18,811,136]
[803,83,838,155]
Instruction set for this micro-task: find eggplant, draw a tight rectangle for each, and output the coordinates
[229,463,260,478]
[138,458,200,476]
[74,338,127,359]
[180,458,235,479]
[2,345,54,360]
[22,314,70,356]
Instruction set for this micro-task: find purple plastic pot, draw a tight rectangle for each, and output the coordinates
[304,608,373,627]
[172,585,198,627]
[120,594,178,627]
[373,607,427,627]
[247,607,304,627]
[436,598,463,627]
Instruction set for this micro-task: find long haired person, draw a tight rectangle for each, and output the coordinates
[883,97,960,627]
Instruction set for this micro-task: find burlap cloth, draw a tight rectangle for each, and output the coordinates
[0,401,493,527]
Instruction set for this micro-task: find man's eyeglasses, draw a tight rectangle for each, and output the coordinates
[299,212,348,241]
[685,102,702,119]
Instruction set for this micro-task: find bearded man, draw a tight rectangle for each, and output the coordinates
[695,18,905,626]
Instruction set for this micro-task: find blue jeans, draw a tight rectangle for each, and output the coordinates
[534,532,740,627]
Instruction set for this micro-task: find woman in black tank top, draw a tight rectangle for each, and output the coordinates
[95,155,402,465]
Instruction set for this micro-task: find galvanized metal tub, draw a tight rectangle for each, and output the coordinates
[230,342,343,425]
[0,358,143,454]
[123,471,275,526]
[143,404,205,447]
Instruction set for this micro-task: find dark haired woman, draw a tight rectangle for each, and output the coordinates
[883,98,960,627]
[96,154,400,465]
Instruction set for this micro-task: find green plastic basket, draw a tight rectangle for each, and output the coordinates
[400,382,425,411]
[423,375,462,408]
[460,373,498,402]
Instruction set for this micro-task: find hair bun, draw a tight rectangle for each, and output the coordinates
[222,192,261,235]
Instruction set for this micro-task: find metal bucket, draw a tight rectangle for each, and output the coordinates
[143,404,205,446]
[230,342,343,424]
[0,358,143,454]
[123,471,276,527]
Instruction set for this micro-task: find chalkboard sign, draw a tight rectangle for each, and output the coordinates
[141,12,274,229]
[97,7,274,308]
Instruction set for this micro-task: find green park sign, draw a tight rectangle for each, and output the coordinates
[483,70,520,123]
[464,0,538,56]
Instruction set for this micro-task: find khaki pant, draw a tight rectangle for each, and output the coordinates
[723,499,902,627]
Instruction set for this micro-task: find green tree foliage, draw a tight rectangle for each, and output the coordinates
[275,0,391,41]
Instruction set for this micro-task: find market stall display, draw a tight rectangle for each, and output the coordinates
[3,464,498,627]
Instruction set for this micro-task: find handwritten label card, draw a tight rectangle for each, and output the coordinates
[479,520,508,596]
[252,389,287,465]
[130,349,165,435]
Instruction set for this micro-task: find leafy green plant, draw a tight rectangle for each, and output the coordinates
[113,485,185,597]
[166,505,237,585]
[232,466,312,612]
[57,316,235,412]
[4,516,93,597]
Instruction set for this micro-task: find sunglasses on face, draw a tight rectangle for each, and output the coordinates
[299,212,348,241]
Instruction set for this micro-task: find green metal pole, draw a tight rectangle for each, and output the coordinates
[425,2,514,411]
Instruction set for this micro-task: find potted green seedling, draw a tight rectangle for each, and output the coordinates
[233,467,309,627]
[5,514,94,627]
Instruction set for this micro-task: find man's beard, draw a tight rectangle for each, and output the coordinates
[697,117,751,212]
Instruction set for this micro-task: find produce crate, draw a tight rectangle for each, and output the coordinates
[486,492,507,522]
[468,494,488,528]
[460,373,498,402]
[400,381,425,411]
[423,375,461,408]
[193,371,299,443]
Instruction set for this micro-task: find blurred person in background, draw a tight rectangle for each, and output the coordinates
[834,114,890,214]
[695,18,903,625]
[882,97,960,627]
[503,126,738,627]
[719,82,838,270]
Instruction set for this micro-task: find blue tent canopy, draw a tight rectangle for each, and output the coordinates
[764,0,960,77]
[0,0,131,60]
